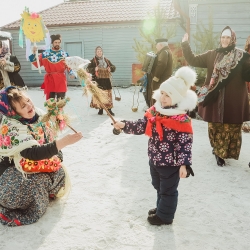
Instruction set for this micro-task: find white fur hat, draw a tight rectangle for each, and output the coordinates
[152,66,198,113]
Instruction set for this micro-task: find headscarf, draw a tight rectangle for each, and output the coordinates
[244,35,250,52]
[95,46,107,68]
[0,86,38,124]
[203,26,244,106]
[0,41,9,58]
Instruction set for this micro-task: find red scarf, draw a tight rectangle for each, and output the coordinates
[144,107,193,141]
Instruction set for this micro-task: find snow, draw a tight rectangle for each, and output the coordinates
[1,86,250,250]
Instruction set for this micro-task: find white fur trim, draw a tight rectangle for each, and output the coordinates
[178,90,198,112]
[154,101,186,116]
[174,66,197,88]
[153,89,197,116]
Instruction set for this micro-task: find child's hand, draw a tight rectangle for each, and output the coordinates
[182,33,189,42]
[179,165,187,178]
[113,121,125,130]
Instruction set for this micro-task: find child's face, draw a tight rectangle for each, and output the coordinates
[160,91,172,107]
[14,96,35,119]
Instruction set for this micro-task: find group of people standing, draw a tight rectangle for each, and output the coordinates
[0,25,250,227]
[145,26,250,168]
[112,25,250,226]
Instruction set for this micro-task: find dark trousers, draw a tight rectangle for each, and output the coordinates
[149,162,180,222]
[49,92,66,100]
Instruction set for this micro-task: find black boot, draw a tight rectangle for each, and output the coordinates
[147,214,173,226]
[98,109,103,115]
[215,154,225,166]
[148,208,157,215]
[108,109,115,116]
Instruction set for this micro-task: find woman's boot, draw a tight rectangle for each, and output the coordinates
[98,109,103,115]
[215,154,225,166]
[108,109,115,116]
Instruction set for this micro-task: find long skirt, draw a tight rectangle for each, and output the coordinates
[90,89,113,109]
[208,122,242,160]
[0,166,65,227]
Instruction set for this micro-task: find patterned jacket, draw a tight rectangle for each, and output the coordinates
[123,108,193,167]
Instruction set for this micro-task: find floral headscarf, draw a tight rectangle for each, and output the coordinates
[0,41,9,58]
[0,86,38,124]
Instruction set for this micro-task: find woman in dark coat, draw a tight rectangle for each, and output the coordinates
[87,46,116,115]
[181,26,250,166]
[0,41,25,90]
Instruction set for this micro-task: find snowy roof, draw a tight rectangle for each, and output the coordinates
[0,31,12,39]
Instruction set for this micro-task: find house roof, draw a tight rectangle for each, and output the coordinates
[1,0,178,30]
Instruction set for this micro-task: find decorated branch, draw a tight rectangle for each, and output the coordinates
[41,98,77,133]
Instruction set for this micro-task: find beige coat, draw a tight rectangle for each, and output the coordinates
[0,54,14,87]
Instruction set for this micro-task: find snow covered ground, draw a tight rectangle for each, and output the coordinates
[1,86,250,250]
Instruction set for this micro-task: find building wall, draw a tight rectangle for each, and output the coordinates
[8,21,182,87]
[187,0,250,49]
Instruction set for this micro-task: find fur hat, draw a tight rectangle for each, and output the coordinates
[152,66,198,114]
[50,34,61,44]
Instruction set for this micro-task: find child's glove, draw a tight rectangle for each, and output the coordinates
[186,165,194,178]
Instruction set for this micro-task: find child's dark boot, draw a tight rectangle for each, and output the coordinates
[98,109,103,115]
[147,214,173,226]
[148,208,157,215]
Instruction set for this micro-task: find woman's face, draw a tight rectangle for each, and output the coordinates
[221,35,231,48]
[96,48,103,57]
[0,47,2,54]
[160,90,172,107]
[14,96,35,119]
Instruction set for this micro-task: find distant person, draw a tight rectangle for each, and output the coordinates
[0,41,25,90]
[137,73,148,110]
[146,38,173,107]
[29,34,75,100]
[87,46,116,116]
[244,35,250,92]
[182,26,250,166]
[113,67,197,226]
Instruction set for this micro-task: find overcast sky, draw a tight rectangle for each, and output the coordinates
[0,0,64,28]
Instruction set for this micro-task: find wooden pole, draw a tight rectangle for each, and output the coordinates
[34,42,41,74]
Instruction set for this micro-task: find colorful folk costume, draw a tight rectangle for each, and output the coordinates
[0,41,25,90]
[87,46,116,115]
[146,38,173,107]
[0,86,68,226]
[29,34,75,100]
[119,67,197,225]
[182,26,250,166]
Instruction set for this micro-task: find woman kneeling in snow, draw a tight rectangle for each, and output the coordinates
[0,86,82,226]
